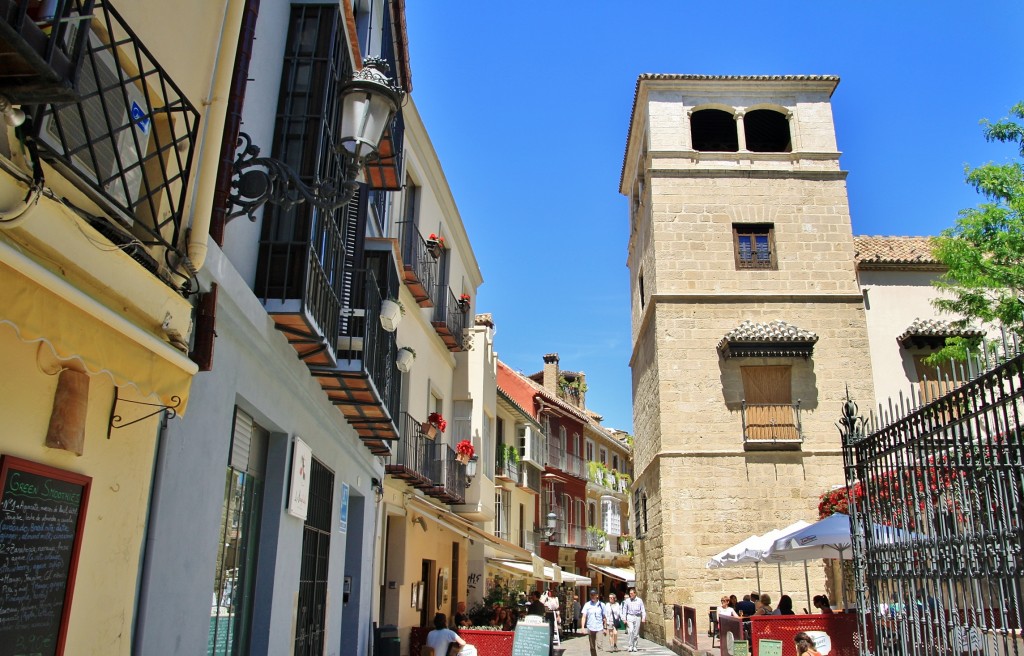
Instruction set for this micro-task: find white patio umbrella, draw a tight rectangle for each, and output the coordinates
[705,521,811,598]
[706,535,762,569]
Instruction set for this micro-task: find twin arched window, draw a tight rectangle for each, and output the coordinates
[690,108,791,153]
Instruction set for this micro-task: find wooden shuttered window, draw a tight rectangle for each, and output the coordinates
[912,355,967,405]
[741,366,798,441]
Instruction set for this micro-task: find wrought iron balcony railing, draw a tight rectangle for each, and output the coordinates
[494,454,519,482]
[519,464,542,494]
[431,286,468,351]
[385,412,431,487]
[563,452,586,480]
[424,441,465,505]
[546,445,565,470]
[397,220,437,306]
[0,0,91,102]
[741,401,802,446]
[21,0,200,262]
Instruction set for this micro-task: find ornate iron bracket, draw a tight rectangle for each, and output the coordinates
[108,387,181,435]
[226,132,360,223]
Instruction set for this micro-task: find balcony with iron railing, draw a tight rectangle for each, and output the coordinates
[563,452,586,480]
[741,400,802,450]
[2,0,200,279]
[431,286,468,352]
[494,450,519,483]
[385,412,432,488]
[423,441,465,505]
[518,462,542,495]
[548,522,594,551]
[546,444,565,471]
[309,268,400,454]
[397,220,437,307]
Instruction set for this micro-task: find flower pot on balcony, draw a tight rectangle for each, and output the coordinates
[420,422,438,438]
[457,299,470,313]
[455,453,470,465]
[396,347,416,373]
[380,299,404,332]
[426,240,443,259]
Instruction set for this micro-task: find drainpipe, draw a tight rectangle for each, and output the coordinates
[185,0,255,271]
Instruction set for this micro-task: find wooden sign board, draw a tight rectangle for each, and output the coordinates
[513,616,551,656]
[0,456,91,656]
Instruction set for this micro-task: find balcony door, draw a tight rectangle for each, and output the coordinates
[741,366,797,440]
[294,458,334,655]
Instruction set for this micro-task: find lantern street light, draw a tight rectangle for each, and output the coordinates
[228,58,403,222]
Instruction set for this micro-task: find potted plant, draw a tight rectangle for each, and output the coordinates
[456,439,475,465]
[457,293,471,312]
[586,525,607,550]
[421,411,446,438]
[426,233,446,258]
[396,346,416,373]
[379,297,405,332]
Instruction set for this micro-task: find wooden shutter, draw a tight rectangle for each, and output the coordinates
[913,355,964,405]
[741,366,797,441]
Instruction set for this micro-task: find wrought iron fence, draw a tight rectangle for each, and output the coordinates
[386,412,429,481]
[27,0,200,259]
[840,342,1024,656]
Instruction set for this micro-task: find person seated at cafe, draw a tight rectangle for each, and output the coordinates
[735,594,756,617]
[775,595,795,615]
[729,595,738,609]
[453,601,471,628]
[813,595,834,614]
[718,596,737,619]
[794,631,823,656]
[755,593,773,615]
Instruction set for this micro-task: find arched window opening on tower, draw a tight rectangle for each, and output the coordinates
[743,109,792,152]
[690,109,738,152]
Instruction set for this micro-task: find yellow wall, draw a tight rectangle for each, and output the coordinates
[0,323,162,654]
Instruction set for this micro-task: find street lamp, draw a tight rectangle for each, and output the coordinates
[464,455,478,488]
[228,58,404,222]
[544,511,558,540]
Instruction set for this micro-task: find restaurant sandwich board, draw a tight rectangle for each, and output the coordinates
[0,456,91,656]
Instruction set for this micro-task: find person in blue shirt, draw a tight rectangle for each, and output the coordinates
[581,589,607,656]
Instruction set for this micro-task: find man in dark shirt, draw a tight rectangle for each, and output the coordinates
[735,594,756,617]
[527,590,546,616]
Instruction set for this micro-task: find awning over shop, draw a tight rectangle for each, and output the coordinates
[589,564,636,584]
[0,256,197,413]
[487,558,592,586]
[406,496,534,561]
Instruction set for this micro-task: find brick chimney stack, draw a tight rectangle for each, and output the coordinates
[542,353,559,394]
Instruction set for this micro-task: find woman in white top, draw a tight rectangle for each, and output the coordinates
[718,597,737,619]
[605,592,624,652]
[424,613,477,656]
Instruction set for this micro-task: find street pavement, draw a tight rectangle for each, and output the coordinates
[558,631,680,656]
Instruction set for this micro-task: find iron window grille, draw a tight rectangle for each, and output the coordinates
[27,0,199,264]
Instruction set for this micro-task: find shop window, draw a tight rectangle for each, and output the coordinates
[210,408,268,655]
[733,223,776,270]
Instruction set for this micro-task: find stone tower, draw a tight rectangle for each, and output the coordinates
[619,75,875,641]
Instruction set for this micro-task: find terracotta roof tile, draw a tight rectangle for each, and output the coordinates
[721,320,819,344]
[897,318,983,345]
[854,236,941,268]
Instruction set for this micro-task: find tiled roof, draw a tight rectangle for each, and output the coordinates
[854,236,941,268]
[897,318,983,346]
[619,74,840,192]
[720,320,819,344]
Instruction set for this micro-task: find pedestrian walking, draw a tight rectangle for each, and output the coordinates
[581,589,607,656]
[621,587,646,652]
[605,592,624,652]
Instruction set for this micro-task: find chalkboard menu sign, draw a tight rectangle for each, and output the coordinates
[0,456,91,656]
[512,618,551,656]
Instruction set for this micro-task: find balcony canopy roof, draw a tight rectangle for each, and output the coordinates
[717,320,818,359]
[897,318,984,349]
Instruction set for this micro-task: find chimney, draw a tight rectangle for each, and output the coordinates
[542,353,559,394]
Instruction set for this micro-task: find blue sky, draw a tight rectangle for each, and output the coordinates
[404,2,1024,432]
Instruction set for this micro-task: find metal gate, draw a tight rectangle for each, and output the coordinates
[840,349,1024,655]
[294,458,334,655]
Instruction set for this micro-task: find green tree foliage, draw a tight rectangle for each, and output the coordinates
[931,103,1024,359]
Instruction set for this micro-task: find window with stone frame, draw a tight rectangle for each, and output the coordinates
[740,365,799,441]
[733,223,776,270]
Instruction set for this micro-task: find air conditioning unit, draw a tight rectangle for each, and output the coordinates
[36,27,151,225]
